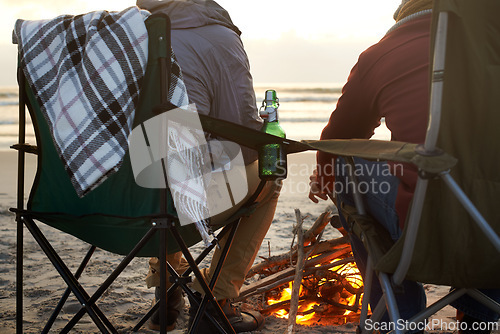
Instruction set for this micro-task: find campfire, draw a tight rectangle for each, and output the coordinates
[237,209,368,329]
[264,257,364,326]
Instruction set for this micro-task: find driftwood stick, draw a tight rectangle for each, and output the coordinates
[260,296,306,315]
[311,295,359,313]
[247,235,350,277]
[303,210,331,244]
[237,267,295,301]
[261,299,291,315]
[304,246,352,268]
[312,256,355,272]
[255,277,293,295]
[287,209,305,334]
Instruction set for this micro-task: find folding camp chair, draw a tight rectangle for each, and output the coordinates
[310,1,500,333]
[12,12,268,334]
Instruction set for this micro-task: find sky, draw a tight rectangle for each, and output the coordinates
[0,0,402,87]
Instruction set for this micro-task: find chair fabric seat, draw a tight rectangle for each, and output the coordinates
[376,0,500,288]
[24,16,200,256]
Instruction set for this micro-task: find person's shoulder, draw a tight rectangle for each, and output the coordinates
[192,24,242,49]
[384,14,432,43]
[361,14,431,60]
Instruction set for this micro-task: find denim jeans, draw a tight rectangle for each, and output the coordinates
[335,157,426,331]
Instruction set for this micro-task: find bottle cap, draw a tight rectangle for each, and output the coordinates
[265,90,277,102]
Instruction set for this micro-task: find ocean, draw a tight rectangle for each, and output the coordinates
[0,83,390,151]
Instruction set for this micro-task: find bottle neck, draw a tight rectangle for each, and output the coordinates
[260,90,279,122]
[265,107,278,122]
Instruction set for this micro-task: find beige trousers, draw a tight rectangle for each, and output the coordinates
[146,161,281,300]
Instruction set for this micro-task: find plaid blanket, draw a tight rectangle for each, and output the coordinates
[13,7,150,197]
[14,6,215,244]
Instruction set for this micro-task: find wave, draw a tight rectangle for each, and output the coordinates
[0,89,18,99]
[0,101,19,106]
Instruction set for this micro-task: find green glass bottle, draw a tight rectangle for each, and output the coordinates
[258,90,287,180]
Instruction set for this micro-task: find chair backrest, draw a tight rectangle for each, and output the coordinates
[377,0,500,288]
[23,15,202,256]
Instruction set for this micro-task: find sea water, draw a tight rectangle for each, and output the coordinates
[257,83,390,141]
[0,83,391,150]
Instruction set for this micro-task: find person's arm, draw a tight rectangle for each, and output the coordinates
[207,30,261,165]
[210,33,260,131]
[310,58,381,202]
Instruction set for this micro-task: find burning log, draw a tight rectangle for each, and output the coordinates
[237,208,368,327]
[236,251,354,301]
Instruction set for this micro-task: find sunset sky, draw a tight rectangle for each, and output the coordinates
[0,0,402,86]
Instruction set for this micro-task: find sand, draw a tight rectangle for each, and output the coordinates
[0,150,497,333]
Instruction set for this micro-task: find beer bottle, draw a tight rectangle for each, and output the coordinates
[258,90,287,180]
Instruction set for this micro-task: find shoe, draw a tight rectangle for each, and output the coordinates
[187,292,264,333]
[149,286,185,331]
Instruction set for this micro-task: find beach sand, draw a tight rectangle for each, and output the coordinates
[0,150,496,333]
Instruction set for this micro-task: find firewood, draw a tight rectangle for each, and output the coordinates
[237,267,296,301]
[304,246,352,268]
[303,210,331,244]
[246,236,350,277]
[261,298,296,315]
[287,209,306,333]
[236,256,355,302]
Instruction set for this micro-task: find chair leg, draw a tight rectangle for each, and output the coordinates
[169,222,236,334]
[358,258,374,333]
[22,215,160,333]
[378,272,404,334]
[61,226,158,333]
[406,288,467,326]
[132,224,234,332]
[16,216,24,334]
[16,71,27,334]
[22,216,114,334]
[190,220,239,334]
[159,227,168,334]
[466,289,500,314]
[42,245,96,334]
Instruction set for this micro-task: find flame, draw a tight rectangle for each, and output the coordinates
[297,302,316,323]
[266,283,317,322]
[266,252,367,326]
[343,294,358,315]
[267,282,292,305]
[330,257,363,290]
[274,309,288,319]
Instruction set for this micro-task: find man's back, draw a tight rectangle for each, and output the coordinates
[137,0,262,163]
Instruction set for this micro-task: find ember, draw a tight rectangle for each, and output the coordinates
[237,209,369,328]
